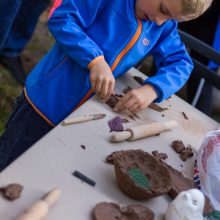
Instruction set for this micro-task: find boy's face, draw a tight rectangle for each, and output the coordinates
[135,0,192,25]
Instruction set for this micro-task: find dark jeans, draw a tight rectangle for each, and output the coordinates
[0,0,50,56]
[0,91,53,171]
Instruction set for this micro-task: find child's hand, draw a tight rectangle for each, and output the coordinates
[114,84,158,113]
[90,59,115,102]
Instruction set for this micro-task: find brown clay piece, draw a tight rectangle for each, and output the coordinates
[152,150,168,160]
[133,76,145,84]
[106,94,120,108]
[171,140,194,161]
[80,144,86,150]
[182,111,189,120]
[149,103,168,112]
[171,140,185,153]
[122,86,132,94]
[180,147,194,161]
[93,202,154,220]
[0,183,23,201]
[106,151,124,165]
[151,152,212,215]
[114,150,172,200]
[165,164,194,198]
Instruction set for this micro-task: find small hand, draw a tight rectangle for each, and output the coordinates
[90,59,115,102]
[114,84,158,113]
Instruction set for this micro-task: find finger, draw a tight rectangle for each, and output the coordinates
[99,80,108,99]
[122,98,137,110]
[103,81,114,102]
[95,80,102,95]
[90,79,96,92]
[114,94,131,111]
[133,105,143,113]
[128,103,140,113]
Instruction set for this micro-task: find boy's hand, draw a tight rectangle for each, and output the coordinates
[90,59,115,102]
[114,84,158,113]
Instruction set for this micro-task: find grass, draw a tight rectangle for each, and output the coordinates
[0,11,54,134]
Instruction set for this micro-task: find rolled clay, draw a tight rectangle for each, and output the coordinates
[165,189,205,220]
[16,188,61,220]
[111,120,177,142]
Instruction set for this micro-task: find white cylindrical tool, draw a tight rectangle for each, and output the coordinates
[16,188,61,220]
[111,120,177,142]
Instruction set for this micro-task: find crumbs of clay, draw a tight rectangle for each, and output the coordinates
[171,140,194,161]
[0,183,23,201]
[93,202,154,220]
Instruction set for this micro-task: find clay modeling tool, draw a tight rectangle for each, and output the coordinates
[73,170,96,187]
[111,120,177,142]
[16,188,61,220]
[61,113,106,125]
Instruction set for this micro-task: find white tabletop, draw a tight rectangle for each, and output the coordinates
[0,68,219,220]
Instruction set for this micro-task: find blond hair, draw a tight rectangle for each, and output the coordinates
[181,0,213,19]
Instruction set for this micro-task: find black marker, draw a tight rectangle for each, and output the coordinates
[72,170,96,187]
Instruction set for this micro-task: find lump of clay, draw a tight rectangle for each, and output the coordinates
[151,153,213,215]
[133,76,144,85]
[93,202,154,220]
[106,151,124,165]
[180,147,194,161]
[148,103,168,112]
[0,183,23,200]
[171,140,194,161]
[123,86,132,94]
[114,150,172,200]
[106,94,120,108]
[165,189,205,220]
[165,164,194,199]
[152,150,168,160]
[171,140,185,153]
[108,116,124,132]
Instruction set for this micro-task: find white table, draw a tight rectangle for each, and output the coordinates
[0,68,219,220]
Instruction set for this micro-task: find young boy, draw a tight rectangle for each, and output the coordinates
[0,0,213,171]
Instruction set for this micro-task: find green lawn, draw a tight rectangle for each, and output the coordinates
[0,12,54,134]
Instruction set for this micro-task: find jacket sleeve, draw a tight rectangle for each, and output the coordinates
[144,20,193,102]
[48,0,108,69]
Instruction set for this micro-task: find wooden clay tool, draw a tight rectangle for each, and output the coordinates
[111,120,177,142]
[16,188,61,220]
[61,113,106,125]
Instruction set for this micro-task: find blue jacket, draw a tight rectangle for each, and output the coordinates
[209,16,220,69]
[25,0,193,126]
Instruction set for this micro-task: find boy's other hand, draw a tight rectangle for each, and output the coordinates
[114,84,158,113]
[90,59,115,102]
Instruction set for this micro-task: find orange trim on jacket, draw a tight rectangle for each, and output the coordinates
[48,0,62,18]
[24,88,55,127]
[25,19,142,125]
[87,55,104,69]
[75,19,142,110]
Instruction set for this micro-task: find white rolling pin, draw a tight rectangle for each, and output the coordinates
[16,188,61,220]
[111,120,177,142]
